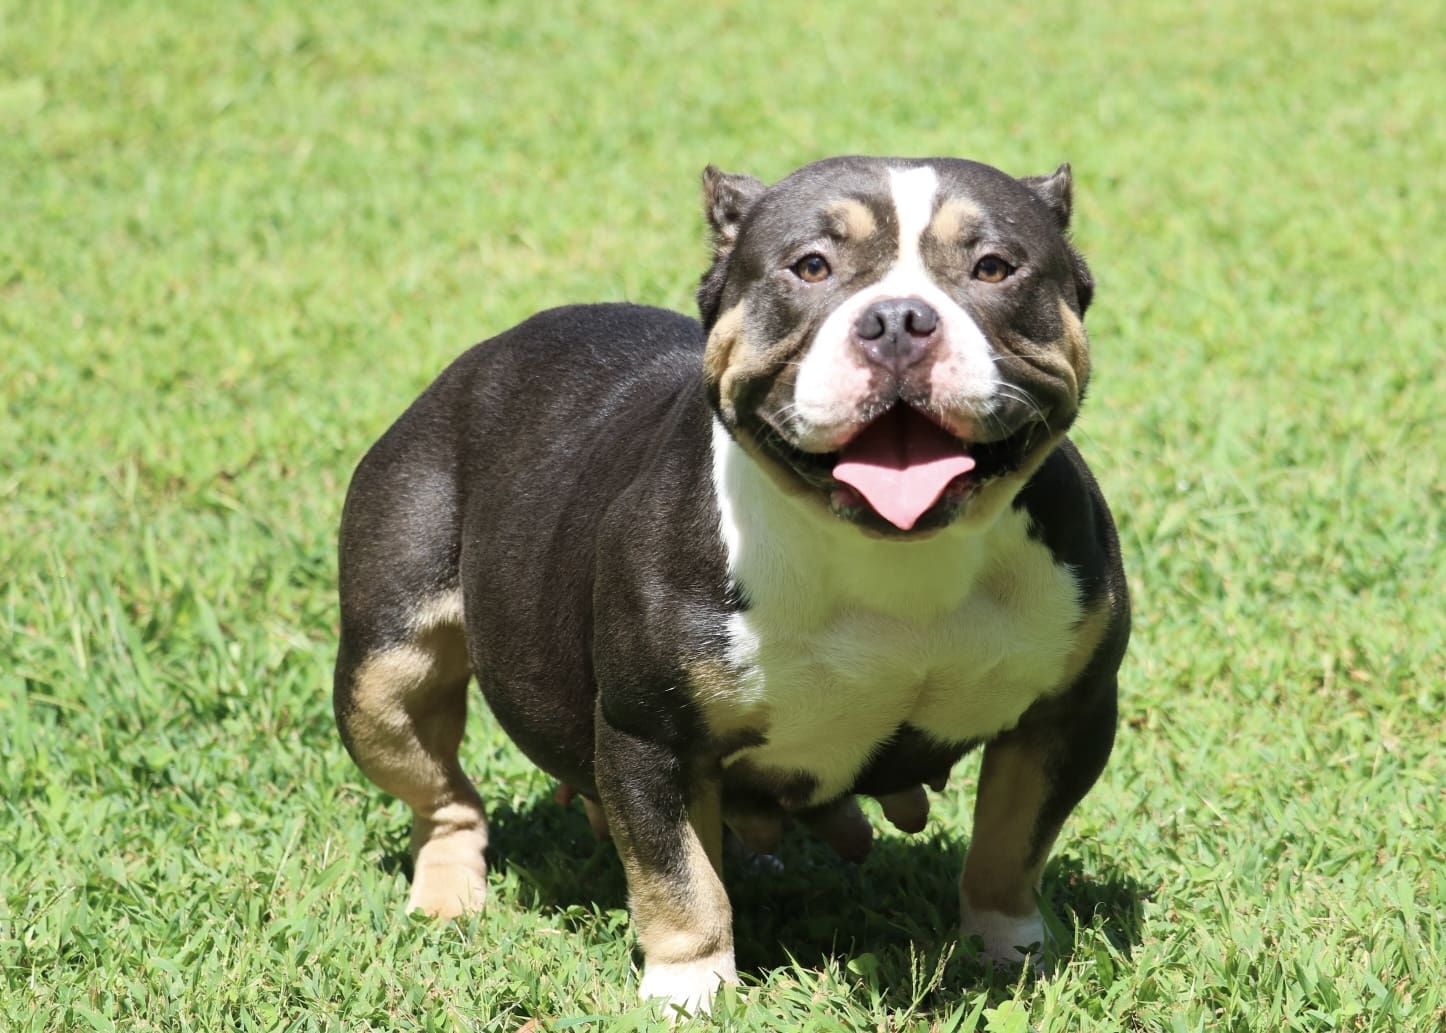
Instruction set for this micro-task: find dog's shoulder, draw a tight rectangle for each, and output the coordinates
[1014,438,1127,607]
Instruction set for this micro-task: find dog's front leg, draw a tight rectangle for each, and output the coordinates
[960,675,1117,968]
[595,713,737,1016]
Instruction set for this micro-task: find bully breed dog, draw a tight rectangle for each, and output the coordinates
[333,155,1130,1014]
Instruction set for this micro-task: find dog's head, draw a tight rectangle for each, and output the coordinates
[699,156,1095,536]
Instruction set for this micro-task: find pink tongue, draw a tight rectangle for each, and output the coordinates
[833,407,976,531]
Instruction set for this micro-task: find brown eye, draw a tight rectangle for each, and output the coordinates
[973,255,1014,283]
[791,254,831,283]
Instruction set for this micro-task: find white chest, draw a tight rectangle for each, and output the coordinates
[716,529,1080,802]
[708,425,1083,804]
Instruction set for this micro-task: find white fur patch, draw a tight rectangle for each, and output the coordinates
[961,903,1046,966]
[709,422,1081,805]
[790,164,997,450]
[640,952,738,1016]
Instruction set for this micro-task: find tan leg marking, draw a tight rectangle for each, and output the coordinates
[346,593,488,917]
[1058,591,1115,691]
[960,738,1053,965]
[619,782,737,1015]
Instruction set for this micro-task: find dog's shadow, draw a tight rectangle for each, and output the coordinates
[384,794,1149,1011]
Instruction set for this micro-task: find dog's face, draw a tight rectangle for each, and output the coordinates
[699,156,1095,535]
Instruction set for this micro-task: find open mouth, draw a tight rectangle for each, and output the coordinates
[755,404,1042,533]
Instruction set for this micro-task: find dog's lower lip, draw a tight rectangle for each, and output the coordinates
[752,407,1043,530]
[830,406,976,531]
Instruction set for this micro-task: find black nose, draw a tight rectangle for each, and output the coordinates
[853,297,940,370]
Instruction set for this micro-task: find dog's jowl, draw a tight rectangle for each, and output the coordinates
[334,156,1129,1014]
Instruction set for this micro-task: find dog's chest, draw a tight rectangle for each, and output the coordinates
[708,507,1081,805]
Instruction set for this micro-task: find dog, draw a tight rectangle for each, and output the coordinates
[333,155,1129,1014]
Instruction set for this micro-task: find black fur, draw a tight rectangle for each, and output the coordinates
[335,155,1131,1007]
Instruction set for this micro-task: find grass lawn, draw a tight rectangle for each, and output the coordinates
[3,0,1442,1029]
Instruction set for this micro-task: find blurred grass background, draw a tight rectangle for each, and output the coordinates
[2,0,1442,1029]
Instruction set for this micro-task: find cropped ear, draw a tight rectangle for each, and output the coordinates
[701,165,767,257]
[697,166,766,329]
[1020,163,1073,231]
[1023,163,1092,314]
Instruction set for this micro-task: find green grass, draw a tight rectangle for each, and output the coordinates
[3,0,1442,1029]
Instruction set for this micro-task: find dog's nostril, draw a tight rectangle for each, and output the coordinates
[855,310,887,341]
[854,298,942,371]
[905,304,938,337]
[855,298,940,344]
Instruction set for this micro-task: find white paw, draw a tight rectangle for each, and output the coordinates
[961,904,1045,969]
[640,953,738,1018]
[407,827,488,918]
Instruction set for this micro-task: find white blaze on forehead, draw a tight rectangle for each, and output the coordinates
[789,164,999,451]
[889,165,941,274]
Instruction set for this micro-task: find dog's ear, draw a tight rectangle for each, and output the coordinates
[701,165,767,257]
[698,166,766,329]
[1022,163,1093,315]
[1021,163,1073,231]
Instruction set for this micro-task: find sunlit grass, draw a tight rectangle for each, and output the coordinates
[3,0,1442,1029]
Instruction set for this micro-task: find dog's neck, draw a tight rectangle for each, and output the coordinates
[709,418,1032,623]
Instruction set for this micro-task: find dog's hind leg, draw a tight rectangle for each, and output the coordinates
[334,430,488,917]
[335,595,488,916]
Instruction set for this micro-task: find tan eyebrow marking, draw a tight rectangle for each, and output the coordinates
[824,198,877,240]
[928,197,984,242]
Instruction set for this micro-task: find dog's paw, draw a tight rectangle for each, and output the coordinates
[640,953,738,1019]
[406,826,488,918]
[960,904,1046,973]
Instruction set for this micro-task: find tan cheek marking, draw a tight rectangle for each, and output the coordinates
[961,738,1054,917]
[1057,297,1091,395]
[827,198,877,240]
[709,304,814,438]
[929,197,984,243]
[703,303,745,399]
[994,323,1078,401]
[707,302,788,427]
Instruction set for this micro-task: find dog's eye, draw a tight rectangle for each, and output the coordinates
[973,256,1014,283]
[791,254,832,283]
